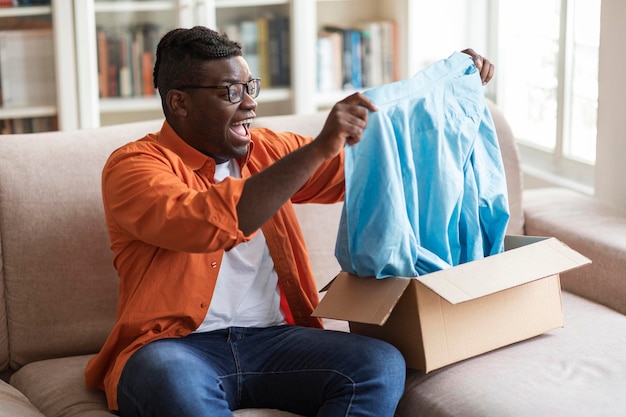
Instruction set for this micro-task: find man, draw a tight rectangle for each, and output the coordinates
[85,26,493,417]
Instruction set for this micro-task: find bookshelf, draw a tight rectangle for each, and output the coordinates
[212,0,293,117]
[73,0,187,128]
[73,0,296,127]
[72,0,423,128]
[1,0,481,131]
[294,0,410,114]
[0,1,78,133]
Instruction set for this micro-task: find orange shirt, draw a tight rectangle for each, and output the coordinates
[84,121,345,410]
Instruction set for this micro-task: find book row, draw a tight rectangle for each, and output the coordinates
[220,14,291,89]
[317,20,398,92]
[0,0,51,6]
[96,23,163,99]
[1,116,57,134]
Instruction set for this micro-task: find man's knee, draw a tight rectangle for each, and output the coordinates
[118,339,232,417]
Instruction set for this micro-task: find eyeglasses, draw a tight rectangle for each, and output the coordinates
[176,78,261,104]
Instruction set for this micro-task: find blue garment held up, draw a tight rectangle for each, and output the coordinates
[335,52,510,278]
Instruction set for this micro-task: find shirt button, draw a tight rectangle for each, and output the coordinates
[211,261,218,268]
[200,303,208,309]
[175,328,184,335]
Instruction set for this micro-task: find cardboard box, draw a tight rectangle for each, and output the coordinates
[313,236,591,372]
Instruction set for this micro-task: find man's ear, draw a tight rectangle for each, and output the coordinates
[166,89,189,117]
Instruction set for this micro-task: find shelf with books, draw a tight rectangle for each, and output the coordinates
[316,20,397,91]
[1,115,57,134]
[71,0,421,126]
[0,1,77,132]
[74,0,189,128]
[299,0,403,113]
[214,1,293,109]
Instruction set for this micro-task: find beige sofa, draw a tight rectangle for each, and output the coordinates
[0,101,625,417]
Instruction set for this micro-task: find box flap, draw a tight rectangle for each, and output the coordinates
[312,272,411,325]
[416,237,591,304]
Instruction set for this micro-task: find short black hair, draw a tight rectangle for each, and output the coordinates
[153,26,242,99]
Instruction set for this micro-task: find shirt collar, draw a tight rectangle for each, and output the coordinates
[156,120,254,173]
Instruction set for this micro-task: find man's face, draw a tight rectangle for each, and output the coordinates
[181,56,257,163]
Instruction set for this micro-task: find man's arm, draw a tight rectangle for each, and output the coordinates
[236,92,377,236]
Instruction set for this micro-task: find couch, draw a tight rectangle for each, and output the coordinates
[0,101,625,417]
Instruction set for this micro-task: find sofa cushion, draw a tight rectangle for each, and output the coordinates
[10,354,302,417]
[0,379,45,417]
[13,292,625,417]
[10,355,112,417]
[0,120,162,369]
[524,187,626,315]
[395,291,626,417]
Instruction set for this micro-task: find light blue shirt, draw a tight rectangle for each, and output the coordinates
[335,52,510,278]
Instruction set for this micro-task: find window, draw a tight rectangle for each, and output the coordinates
[493,0,601,189]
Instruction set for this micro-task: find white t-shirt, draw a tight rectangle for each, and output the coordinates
[194,160,286,332]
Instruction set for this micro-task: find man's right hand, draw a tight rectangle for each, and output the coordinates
[312,92,378,159]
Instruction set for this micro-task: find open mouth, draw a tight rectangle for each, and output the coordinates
[230,118,254,138]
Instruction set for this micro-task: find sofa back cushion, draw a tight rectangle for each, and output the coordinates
[0,101,522,370]
[0,235,8,370]
[0,120,162,369]
[486,100,524,235]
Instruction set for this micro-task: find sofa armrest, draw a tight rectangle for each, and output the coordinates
[523,187,626,315]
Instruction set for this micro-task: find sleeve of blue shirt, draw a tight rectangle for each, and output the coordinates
[335,51,510,278]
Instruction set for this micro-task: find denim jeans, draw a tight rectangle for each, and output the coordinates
[117,325,406,417]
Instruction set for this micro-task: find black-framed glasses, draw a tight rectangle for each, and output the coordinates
[176,78,261,104]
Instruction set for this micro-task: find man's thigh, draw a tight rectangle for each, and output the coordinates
[117,330,238,417]
[118,326,404,417]
[231,326,404,416]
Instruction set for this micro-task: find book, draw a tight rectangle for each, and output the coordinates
[118,30,133,98]
[322,26,350,89]
[140,23,160,96]
[106,32,120,97]
[358,21,383,88]
[317,30,342,92]
[96,27,109,97]
[379,20,397,84]
[256,16,270,88]
[323,26,367,90]
[16,0,52,4]
[268,15,290,87]
[0,116,57,135]
[131,25,144,96]
[95,23,163,98]
[238,20,260,80]
[348,29,363,89]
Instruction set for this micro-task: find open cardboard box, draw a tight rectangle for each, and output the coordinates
[313,235,591,372]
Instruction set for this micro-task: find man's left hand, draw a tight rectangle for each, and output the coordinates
[462,48,495,85]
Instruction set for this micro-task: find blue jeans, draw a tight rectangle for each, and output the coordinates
[117,325,406,417]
